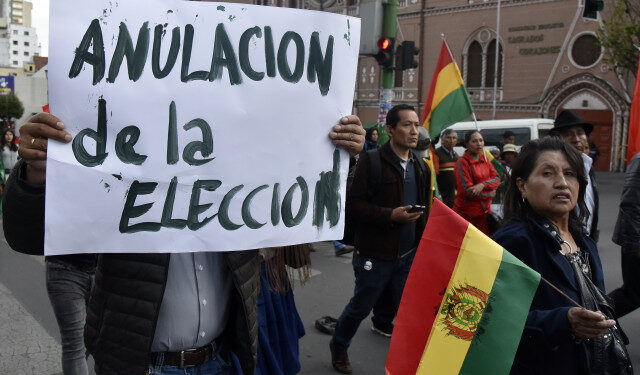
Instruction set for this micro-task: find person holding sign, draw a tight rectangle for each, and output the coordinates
[3,111,365,375]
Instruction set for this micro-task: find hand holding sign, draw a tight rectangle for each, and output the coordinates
[18,113,71,185]
[330,115,365,157]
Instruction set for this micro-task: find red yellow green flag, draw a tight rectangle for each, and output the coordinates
[421,40,474,139]
[484,148,506,176]
[627,52,640,164]
[385,199,540,375]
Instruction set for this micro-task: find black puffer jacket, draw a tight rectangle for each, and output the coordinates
[3,161,260,375]
[612,153,640,251]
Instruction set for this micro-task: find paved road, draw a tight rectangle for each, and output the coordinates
[0,172,638,374]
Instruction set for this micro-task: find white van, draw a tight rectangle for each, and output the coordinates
[438,118,555,156]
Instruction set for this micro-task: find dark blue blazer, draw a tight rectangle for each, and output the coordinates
[492,218,605,375]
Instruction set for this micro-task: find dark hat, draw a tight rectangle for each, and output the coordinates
[552,110,594,134]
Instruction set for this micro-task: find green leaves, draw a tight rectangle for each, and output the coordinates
[0,94,24,126]
[597,0,640,78]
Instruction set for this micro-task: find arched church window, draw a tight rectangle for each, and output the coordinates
[467,41,482,87]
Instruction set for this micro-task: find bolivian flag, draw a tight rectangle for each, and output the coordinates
[484,148,506,176]
[421,40,474,139]
[386,199,540,375]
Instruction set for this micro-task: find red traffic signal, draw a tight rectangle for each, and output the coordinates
[375,37,395,68]
[378,37,392,50]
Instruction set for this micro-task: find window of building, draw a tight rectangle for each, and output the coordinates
[12,30,17,35]
[462,29,504,90]
[466,41,482,87]
[12,50,18,55]
[12,61,18,65]
[24,51,29,56]
[24,31,29,36]
[24,41,29,46]
[12,40,18,45]
[570,33,601,69]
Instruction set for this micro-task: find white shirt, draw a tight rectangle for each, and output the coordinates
[581,153,595,235]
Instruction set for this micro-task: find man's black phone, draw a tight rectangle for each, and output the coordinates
[407,205,426,213]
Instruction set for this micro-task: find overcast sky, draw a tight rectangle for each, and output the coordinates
[31,0,49,56]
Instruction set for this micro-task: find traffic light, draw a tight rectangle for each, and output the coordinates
[375,37,395,68]
[400,41,419,70]
[583,0,604,19]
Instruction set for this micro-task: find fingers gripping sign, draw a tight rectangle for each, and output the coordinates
[19,113,73,185]
[329,115,365,157]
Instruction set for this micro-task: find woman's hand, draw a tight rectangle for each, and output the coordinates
[469,183,485,196]
[17,113,72,186]
[568,307,616,339]
[329,115,366,157]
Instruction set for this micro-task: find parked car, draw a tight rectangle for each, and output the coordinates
[436,118,554,156]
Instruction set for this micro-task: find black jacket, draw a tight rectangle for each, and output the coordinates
[612,153,640,251]
[608,153,640,317]
[2,161,260,375]
[493,218,605,375]
[588,168,600,242]
[2,162,96,270]
[348,142,429,260]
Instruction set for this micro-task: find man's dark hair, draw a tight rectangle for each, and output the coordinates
[386,104,415,128]
[503,130,515,139]
[503,136,589,234]
[441,128,457,138]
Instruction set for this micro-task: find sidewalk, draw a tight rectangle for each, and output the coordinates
[0,281,62,374]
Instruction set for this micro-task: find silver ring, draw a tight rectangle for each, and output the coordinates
[31,138,36,145]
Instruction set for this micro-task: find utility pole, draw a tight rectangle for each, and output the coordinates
[491,0,501,120]
[376,0,398,144]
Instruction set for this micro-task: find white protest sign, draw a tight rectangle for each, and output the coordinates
[45,0,360,255]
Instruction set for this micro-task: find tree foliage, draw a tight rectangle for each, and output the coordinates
[0,94,24,126]
[598,0,640,77]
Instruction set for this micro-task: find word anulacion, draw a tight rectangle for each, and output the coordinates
[68,19,335,95]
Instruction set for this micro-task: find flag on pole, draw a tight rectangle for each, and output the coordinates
[484,148,506,176]
[627,53,640,164]
[385,199,540,375]
[421,40,474,139]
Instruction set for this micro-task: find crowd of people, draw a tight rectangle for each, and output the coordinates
[1,103,639,375]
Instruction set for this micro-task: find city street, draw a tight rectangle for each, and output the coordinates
[0,172,638,374]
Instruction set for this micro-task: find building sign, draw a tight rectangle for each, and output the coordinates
[507,22,564,56]
[46,0,361,255]
[0,76,14,95]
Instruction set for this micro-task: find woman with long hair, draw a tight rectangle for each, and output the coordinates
[2,129,18,176]
[492,137,630,374]
[363,128,379,151]
[453,130,500,235]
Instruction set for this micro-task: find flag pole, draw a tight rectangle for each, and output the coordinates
[540,276,583,308]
